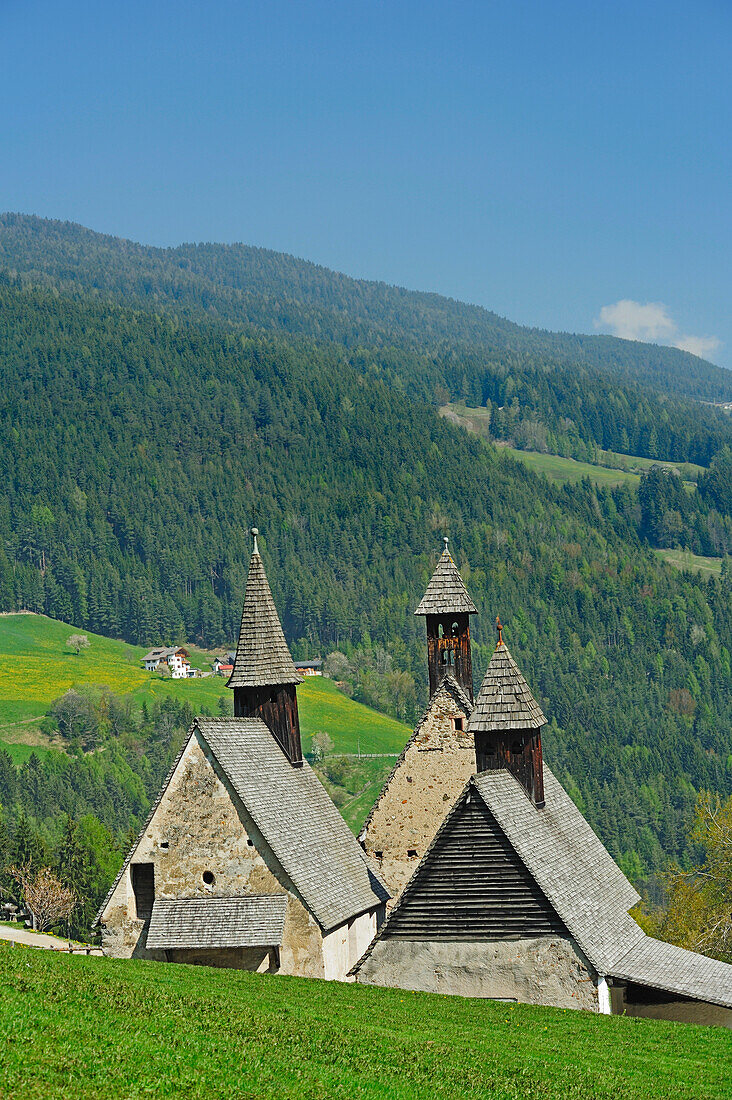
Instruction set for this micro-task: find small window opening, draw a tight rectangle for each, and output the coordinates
[407,849,418,859]
[160,841,169,850]
[202,870,215,886]
[131,863,154,921]
[451,622,460,636]
[247,838,254,847]
[375,850,383,861]
[438,623,445,639]
[453,717,464,732]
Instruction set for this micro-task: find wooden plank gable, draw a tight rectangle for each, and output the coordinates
[383,790,566,941]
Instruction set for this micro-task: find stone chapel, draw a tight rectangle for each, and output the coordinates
[354,543,732,1026]
[94,530,388,978]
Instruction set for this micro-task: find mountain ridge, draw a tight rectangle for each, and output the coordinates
[2,212,731,406]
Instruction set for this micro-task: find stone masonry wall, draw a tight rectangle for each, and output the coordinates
[100,731,325,977]
[357,936,600,1011]
[361,684,474,900]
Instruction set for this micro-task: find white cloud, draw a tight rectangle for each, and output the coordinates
[672,333,721,359]
[595,300,676,342]
[594,299,721,362]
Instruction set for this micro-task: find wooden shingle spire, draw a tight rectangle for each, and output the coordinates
[415,538,478,617]
[415,537,477,701]
[228,530,302,690]
[467,623,546,806]
[228,530,304,766]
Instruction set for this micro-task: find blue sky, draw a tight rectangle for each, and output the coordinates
[2,0,730,366]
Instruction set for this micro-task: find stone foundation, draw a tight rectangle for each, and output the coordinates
[356,935,599,1011]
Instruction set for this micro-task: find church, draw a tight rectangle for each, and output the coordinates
[96,532,732,1024]
[354,543,732,1026]
[94,531,388,979]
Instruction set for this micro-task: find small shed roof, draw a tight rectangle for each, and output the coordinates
[414,542,478,617]
[467,642,546,732]
[228,548,302,689]
[146,895,287,950]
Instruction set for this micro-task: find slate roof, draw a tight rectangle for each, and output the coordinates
[611,935,732,1010]
[197,718,388,931]
[357,674,474,843]
[146,895,287,950]
[356,764,732,1008]
[414,544,478,617]
[228,550,302,689]
[467,642,546,732]
[474,768,642,973]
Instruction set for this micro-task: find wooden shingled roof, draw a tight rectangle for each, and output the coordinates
[228,534,302,689]
[146,895,287,950]
[467,640,546,732]
[414,540,478,617]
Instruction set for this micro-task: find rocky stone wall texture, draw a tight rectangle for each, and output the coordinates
[357,936,599,1010]
[361,684,474,899]
[100,731,325,977]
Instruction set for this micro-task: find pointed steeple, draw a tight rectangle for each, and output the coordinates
[415,537,477,701]
[467,622,546,806]
[228,529,302,690]
[415,538,478,617]
[229,530,303,765]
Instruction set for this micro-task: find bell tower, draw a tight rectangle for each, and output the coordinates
[228,529,304,765]
[467,618,546,807]
[415,537,477,701]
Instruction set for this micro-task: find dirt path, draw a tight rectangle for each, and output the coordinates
[0,925,100,952]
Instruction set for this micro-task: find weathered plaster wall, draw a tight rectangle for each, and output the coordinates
[361,684,474,900]
[166,947,276,971]
[356,936,599,1011]
[100,731,324,977]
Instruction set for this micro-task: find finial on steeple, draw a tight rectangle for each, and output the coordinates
[496,616,504,647]
[443,535,449,553]
[251,527,259,555]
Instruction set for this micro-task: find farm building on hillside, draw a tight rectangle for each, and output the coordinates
[141,646,191,678]
[354,588,732,1027]
[96,530,387,979]
[295,659,323,677]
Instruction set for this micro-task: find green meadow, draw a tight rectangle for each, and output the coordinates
[654,547,724,578]
[1,946,730,1100]
[440,404,706,490]
[0,613,410,763]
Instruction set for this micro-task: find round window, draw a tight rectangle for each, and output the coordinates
[202,870,215,886]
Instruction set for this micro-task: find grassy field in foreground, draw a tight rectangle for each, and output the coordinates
[0,614,411,759]
[1,947,731,1100]
[655,548,724,578]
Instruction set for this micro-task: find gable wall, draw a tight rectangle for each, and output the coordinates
[99,731,325,977]
[361,684,474,899]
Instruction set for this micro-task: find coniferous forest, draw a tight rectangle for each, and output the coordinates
[1,215,732,923]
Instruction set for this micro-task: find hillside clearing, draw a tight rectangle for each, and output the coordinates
[0,614,411,760]
[654,548,724,577]
[1,947,731,1100]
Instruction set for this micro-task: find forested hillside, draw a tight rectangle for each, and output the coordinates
[0,266,731,894]
[2,214,732,468]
